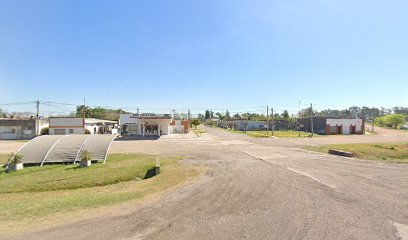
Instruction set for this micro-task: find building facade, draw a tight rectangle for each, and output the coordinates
[0,118,48,140]
[119,114,189,136]
[49,117,117,135]
[298,117,364,135]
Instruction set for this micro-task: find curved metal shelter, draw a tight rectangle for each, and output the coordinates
[15,134,117,165]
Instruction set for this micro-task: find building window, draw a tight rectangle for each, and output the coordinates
[69,129,74,134]
[330,126,337,133]
[11,129,16,134]
[126,124,137,131]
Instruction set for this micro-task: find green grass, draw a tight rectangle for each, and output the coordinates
[308,143,408,163]
[0,154,202,232]
[226,129,316,138]
[192,128,207,136]
[0,154,159,193]
[0,154,9,165]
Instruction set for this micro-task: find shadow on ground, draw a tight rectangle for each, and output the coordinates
[115,136,161,141]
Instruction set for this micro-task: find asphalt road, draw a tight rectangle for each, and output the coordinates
[7,128,408,240]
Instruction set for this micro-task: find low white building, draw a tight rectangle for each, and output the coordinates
[119,114,190,136]
[119,114,171,136]
[85,118,118,135]
[49,117,117,135]
[326,118,364,135]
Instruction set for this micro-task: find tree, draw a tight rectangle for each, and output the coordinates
[191,119,201,129]
[282,110,289,119]
[233,113,241,120]
[225,110,231,121]
[375,114,406,129]
[216,112,225,121]
[205,110,211,120]
[76,105,129,121]
[393,107,408,115]
[197,114,205,121]
[387,114,406,129]
[300,107,318,118]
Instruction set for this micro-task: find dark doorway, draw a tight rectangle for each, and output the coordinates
[337,126,342,134]
[351,125,356,134]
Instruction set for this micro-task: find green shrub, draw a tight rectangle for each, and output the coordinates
[84,129,91,134]
[8,153,23,164]
[375,114,406,129]
[40,127,49,135]
[80,150,93,162]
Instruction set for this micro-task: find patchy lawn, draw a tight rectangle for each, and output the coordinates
[227,129,317,138]
[0,154,9,165]
[192,129,207,137]
[0,154,203,232]
[308,143,408,163]
[0,154,162,193]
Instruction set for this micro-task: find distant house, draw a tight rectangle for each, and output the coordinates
[0,118,48,140]
[49,117,117,135]
[119,114,189,136]
[297,117,364,135]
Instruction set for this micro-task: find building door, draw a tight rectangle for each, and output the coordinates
[54,129,66,135]
[337,126,342,134]
[351,125,356,134]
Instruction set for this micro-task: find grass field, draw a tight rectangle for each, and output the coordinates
[0,154,159,193]
[227,129,315,138]
[308,143,408,163]
[0,154,9,165]
[192,128,207,136]
[0,154,202,231]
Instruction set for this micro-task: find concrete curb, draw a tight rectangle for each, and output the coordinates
[328,149,354,158]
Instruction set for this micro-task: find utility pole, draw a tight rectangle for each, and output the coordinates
[83,98,86,134]
[266,105,269,137]
[371,107,375,133]
[36,100,40,136]
[298,101,301,137]
[137,107,139,116]
[271,107,274,136]
[310,103,314,137]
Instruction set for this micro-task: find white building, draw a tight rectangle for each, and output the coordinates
[119,114,190,136]
[326,118,364,135]
[49,117,117,135]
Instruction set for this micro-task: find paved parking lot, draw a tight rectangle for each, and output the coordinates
[7,127,408,240]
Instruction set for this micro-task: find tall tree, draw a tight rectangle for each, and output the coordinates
[216,112,225,121]
[393,107,408,115]
[205,110,211,119]
[233,113,241,120]
[225,110,231,121]
[282,110,289,119]
[75,105,129,121]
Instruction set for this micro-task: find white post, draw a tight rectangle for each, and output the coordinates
[158,124,161,136]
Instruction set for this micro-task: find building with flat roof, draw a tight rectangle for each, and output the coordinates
[49,117,117,135]
[297,117,364,135]
[119,114,189,136]
[0,118,48,140]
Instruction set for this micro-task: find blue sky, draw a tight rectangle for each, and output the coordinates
[1,0,407,116]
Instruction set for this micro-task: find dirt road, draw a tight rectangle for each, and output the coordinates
[6,128,408,240]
